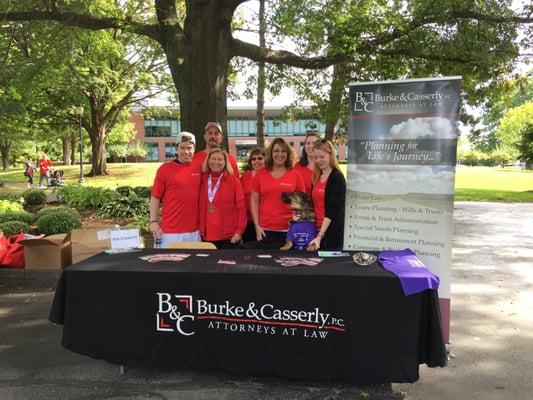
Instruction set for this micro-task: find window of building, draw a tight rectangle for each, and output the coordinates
[165,142,176,159]
[145,143,159,161]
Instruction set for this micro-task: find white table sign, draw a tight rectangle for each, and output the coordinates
[110,228,141,249]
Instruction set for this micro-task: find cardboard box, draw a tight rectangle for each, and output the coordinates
[21,234,72,270]
[70,227,112,264]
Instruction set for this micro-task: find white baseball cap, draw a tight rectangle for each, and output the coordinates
[176,131,196,145]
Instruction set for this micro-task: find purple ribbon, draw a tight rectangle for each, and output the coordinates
[378,249,439,296]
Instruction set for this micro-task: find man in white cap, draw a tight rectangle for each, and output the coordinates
[149,132,202,247]
[192,121,240,175]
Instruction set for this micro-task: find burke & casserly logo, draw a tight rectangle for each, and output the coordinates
[156,293,346,338]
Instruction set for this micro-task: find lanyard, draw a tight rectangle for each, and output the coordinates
[207,173,223,203]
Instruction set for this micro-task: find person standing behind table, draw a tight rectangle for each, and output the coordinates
[38,152,52,189]
[192,122,240,176]
[240,147,266,243]
[308,139,346,251]
[199,148,247,249]
[149,132,202,248]
[250,138,305,248]
[24,156,35,188]
[294,132,321,195]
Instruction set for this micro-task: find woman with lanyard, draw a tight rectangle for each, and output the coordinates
[250,138,305,248]
[198,148,247,248]
[308,139,346,251]
[240,147,266,243]
[294,132,321,195]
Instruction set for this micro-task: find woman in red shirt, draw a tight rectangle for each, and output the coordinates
[250,138,305,248]
[294,132,321,195]
[240,147,266,243]
[199,148,247,249]
[308,139,346,251]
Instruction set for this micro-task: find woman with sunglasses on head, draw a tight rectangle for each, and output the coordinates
[198,148,247,249]
[250,138,305,248]
[308,139,346,251]
[240,147,266,242]
[294,132,321,195]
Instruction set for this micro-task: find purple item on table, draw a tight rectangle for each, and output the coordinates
[378,249,439,296]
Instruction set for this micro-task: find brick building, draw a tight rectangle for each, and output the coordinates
[130,106,347,161]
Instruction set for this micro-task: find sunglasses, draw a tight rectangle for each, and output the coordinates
[251,156,264,161]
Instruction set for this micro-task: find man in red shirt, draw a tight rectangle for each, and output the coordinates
[38,152,52,189]
[149,132,202,247]
[192,122,240,175]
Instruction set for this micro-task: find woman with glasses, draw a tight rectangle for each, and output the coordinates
[294,132,321,195]
[250,138,305,248]
[308,139,346,251]
[240,147,266,242]
[198,148,247,248]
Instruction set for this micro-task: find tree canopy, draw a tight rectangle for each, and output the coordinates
[1,0,531,153]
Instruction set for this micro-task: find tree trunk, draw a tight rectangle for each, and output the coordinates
[324,63,347,142]
[160,1,234,151]
[0,141,10,170]
[87,125,108,176]
[70,135,77,165]
[256,0,266,148]
[63,137,71,165]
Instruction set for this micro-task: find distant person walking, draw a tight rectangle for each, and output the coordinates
[192,122,240,175]
[38,153,52,189]
[24,157,35,188]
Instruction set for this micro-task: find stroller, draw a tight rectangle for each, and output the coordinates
[48,169,66,187]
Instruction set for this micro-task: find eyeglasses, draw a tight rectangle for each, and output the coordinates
[251,156,264,161]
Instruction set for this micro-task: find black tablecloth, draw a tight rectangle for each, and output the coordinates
[49,249,446,384]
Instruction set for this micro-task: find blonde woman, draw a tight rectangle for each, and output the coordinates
[199,148,246,248]
[308,139,346,251]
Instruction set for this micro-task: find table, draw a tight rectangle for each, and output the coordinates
[49,249,446,384]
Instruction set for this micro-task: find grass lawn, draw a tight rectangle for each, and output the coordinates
[1,163,532,202]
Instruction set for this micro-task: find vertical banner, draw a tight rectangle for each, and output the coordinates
[344,77,461,342]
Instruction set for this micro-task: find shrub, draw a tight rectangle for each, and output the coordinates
[56,184,117,209]
[0,220,30,236]
[22,189,47,207]
[35,210,82,235]
[35,206,80,221]
[99,191,149,219]
[133,186,152,199]
[0,200,24,214]
[116,186,134,197]
[0,193,24,203]
[0,211,34,225]
[128,216,150,233]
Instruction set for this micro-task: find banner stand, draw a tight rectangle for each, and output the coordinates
[344,77,462,343]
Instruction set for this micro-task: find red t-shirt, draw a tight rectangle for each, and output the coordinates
[240,170,256,222]
[151,160,202,234]
[312,177,327,229]
[251,168,305,231]
[294,162,314,195]
[193,150,240,176]
[39,159,52,175]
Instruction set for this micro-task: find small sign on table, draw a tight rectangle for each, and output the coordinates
[110,228,141,250]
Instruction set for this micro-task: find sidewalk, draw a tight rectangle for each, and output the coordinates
[1,202,532,400]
